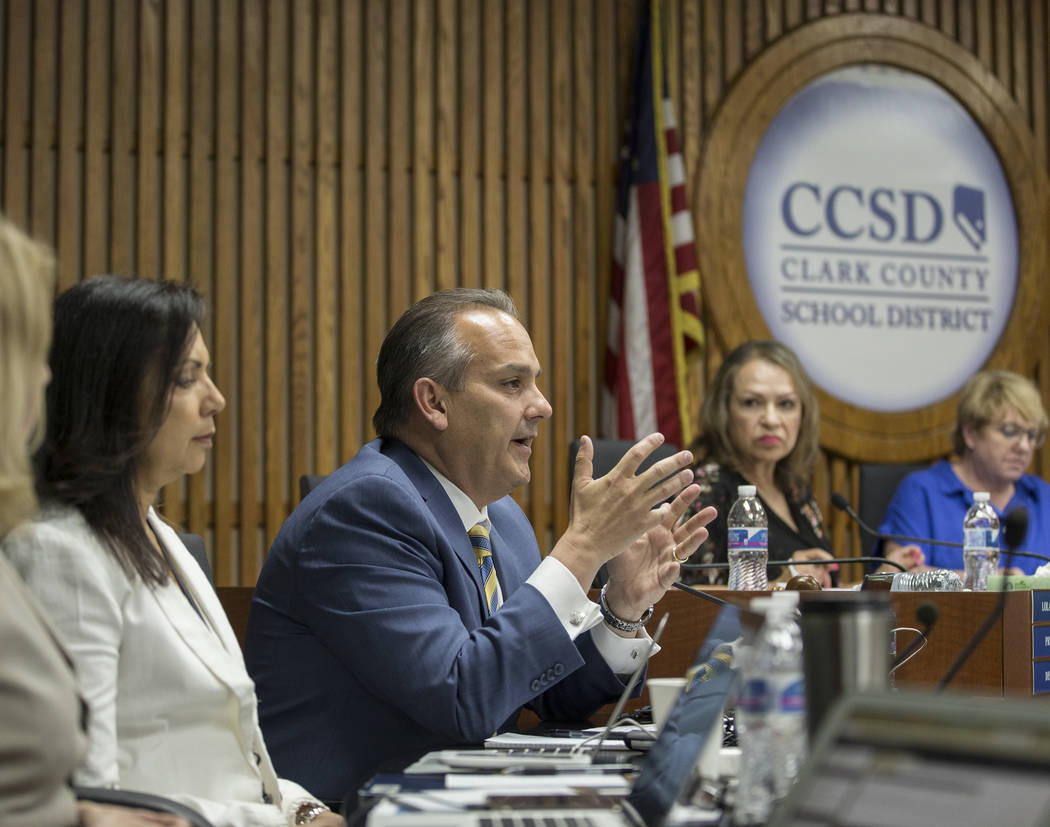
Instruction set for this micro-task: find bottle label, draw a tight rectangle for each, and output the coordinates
[727,527,768,550]
[964,527,997,548]
[737,678,771,714]
[778,677,805,714]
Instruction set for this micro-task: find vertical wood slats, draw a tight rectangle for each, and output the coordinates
[2,0,1048,583]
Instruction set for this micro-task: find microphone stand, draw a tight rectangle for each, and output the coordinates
[937,508,1029,691]
[830,493,1050,566]
[680,557,906,573]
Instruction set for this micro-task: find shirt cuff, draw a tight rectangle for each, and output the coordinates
[526,556,601,639]
[525,557,660,675]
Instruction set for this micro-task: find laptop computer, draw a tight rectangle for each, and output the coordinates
[433,613,671,772]
[366,603,745,827]
[768,689,1050,827]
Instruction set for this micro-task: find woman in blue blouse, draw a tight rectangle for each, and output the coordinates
[878,370,1050,575]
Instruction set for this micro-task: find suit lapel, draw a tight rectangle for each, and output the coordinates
[146,513,248,692]
[382,438,491,614]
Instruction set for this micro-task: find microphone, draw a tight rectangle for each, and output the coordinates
[890,601,939,673]
[831,492,1050,564]
[680,557,905,572]
[938,507,1029,691]
[672,580,729,607]
[830,493,961,549]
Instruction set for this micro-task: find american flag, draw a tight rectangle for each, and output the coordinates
[603,0,703,450]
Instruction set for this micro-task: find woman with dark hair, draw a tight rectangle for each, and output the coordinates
[0,229,190,826]
[680,340,836,586]
[4,276,341,827]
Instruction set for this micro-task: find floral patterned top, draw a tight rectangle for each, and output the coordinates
[680,462,830,585]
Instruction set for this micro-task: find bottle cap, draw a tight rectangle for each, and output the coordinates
[738,484,757,497]
[973,491,990,502]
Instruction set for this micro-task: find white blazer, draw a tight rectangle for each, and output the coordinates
[3,505,321,827]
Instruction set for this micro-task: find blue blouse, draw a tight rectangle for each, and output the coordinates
[876,459,1050,573]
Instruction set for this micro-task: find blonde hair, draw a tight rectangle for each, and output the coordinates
[0,217,55,537]
[952,369,1049,456]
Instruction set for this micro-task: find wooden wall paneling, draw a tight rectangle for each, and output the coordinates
[187,0,214,540]
[593,1,617,439]
[528,0,551,544]
[939,0,955,39]
[315,0,339,479]
[30,0,57,246]
[57,0,84,289]
[1012,0,1028,117]
[339,0,365,462]
[779,0,802,30]
[701,0,722,122]
[213,0,239,585]
[743,0,764,59]
[458,0,481,290]
[572,0,595,441]
[434,0,456,292]
[2,0,29,228]
[975,0,992,66]
[957,0,975,53]
[505,0,526,311]
[137,0,162,280]
[387,0,410,321]
[723,0,743,82]
[411,0,435,301]
[550,0,572,537]
[763,0,784,40]
[482,0,505,291]
[994,0,1011,91]
[506,0,529,510]
[828,454,855,579]
[240,0,265,583]
[363,0,387,427]
[264,0,290,547]
[110,0,135,273]
[1032,0,1047,156]
[83,0,109,276]
[289,0,314,500]
[161,0,187,527]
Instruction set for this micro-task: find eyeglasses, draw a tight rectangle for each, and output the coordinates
[991,422,1046,448]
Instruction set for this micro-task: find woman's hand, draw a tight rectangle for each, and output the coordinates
[877,541,925,574]
[775,548,837,588]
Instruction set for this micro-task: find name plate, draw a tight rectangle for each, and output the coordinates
[1033,591,1050,623]
[1033,661,1050,694]
[1034,627,1050,660]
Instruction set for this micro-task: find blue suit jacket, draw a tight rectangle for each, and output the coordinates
[245,438,628,800]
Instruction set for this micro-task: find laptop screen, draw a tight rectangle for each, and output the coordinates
[769,689,1050,827]
[626,602,745,826]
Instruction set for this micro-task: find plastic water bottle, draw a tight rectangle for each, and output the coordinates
[963,492,999,591]
[727,485,768,590]
[733,595,806,824]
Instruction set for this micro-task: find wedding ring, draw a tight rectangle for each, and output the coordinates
[671,544,687,563]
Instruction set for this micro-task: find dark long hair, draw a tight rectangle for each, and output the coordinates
[693,340,820,497]
[39,276,205,585]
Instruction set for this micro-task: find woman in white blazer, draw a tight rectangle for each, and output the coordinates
[4,277,341,827]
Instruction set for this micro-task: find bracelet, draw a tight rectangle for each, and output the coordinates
[598,584,653,633]
[293,801,329,824]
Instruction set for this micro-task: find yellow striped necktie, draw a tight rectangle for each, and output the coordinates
[468,522,500,614]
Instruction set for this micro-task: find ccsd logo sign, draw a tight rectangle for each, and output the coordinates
[743,65,1018,412]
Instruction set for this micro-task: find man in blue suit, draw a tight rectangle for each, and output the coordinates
[245,288,714,802]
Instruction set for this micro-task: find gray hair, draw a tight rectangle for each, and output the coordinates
[373,288,519,437]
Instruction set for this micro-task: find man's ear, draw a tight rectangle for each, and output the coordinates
[413,377,449,431]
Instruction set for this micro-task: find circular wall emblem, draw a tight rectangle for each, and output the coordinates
[742,65,1018,412]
